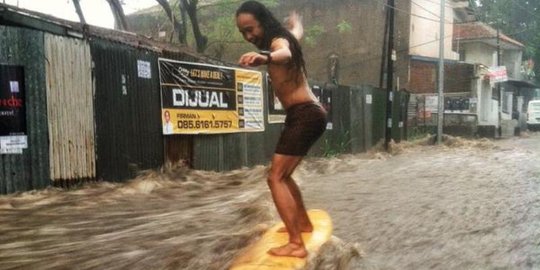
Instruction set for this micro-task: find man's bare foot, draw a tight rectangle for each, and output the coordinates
[268,243,307,258]
[276,224,313,233]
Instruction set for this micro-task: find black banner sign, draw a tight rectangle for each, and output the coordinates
[0,65,26,136]
[158,59,264,134]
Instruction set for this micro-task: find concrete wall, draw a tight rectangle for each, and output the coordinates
[462,43,496,66]
[279,0,411,88]
[476,79,498,126]
[409,0,458,60]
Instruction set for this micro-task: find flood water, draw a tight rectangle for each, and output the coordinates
[1,133,539,269]
[301,132,540,269]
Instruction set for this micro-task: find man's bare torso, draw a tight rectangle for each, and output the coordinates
[267,53,316,110]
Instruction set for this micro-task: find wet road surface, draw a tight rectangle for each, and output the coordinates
[301,132,540,269]
[1,133,539,269]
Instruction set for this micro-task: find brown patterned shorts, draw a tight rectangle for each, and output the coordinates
[275,102,328,156]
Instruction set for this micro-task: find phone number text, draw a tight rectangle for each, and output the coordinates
[177,120,233,129]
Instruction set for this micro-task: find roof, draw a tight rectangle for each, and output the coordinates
[0,3,208,60]
[454,21,525,49]
[505,79,540,89]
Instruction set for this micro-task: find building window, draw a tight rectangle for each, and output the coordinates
[503,92,512,114]
[492,86,500,100]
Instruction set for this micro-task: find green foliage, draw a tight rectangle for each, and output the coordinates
[304,24,326,47]
[407,126,434,141]
[321,131,352,158]
[336,20,352,34]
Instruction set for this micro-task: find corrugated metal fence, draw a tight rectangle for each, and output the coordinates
[0,22,409,194]
[44,34,95,182]
[310,85,408,157]
[91,39,164,182]
[0,26,50,194]
[186,83,409,171]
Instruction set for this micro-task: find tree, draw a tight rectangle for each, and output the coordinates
[106,0,129,31]
[71,0,128,30]
[155,0,187,44]
[181,0,207,53]
[476,0,540,83]
[153,0,207,52]
[72,0,86,25]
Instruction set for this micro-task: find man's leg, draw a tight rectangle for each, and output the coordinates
[277,177,313,233]
[267,153,307,258]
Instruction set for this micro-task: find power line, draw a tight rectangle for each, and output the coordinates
[296,1,538,83]
[313,21,540,75]
[379,1,453,24]
[407,0,454,9]
[199,0,537,70]
[411,0,447,22]
[316,32,455,73]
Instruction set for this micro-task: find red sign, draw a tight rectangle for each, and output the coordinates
[485,66,508,83]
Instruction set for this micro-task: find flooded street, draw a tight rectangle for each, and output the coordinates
[1,133,540,269]
[301,132,540,269]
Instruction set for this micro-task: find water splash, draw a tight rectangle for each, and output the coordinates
[0,162,360,269]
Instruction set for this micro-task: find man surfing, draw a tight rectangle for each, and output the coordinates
[236,1,328,258]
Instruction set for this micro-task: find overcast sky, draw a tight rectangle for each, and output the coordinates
[2,0,157,28]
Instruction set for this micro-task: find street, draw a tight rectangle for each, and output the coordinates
[300,132,540,269]
[0,133,539,269]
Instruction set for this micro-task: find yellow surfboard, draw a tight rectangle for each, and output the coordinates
[230,209,333,270]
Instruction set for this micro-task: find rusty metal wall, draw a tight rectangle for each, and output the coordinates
[0,26,50,194]
[91,39,163,182]
[44,34,95,182]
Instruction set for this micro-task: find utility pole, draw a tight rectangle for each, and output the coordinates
[436,0,445,144]
[379,2,389,90]
[497,27,502,137]
[384,0,395,150]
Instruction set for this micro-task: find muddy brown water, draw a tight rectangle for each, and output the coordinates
[1,133,540,269]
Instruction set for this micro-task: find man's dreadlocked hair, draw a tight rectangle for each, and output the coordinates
[236,1,307,76]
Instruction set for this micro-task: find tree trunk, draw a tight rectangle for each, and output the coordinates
[178,1,189,42]
[106,0,129,31]
[182,0,207,52]
[72,0,86,25]
[156,0,187,44]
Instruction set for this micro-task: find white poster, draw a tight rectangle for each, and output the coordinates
[137,60,152,79]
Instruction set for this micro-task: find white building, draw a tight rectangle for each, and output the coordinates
[454,21,536,137]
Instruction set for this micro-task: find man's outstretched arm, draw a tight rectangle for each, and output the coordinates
[238,38,292,67]
[286,11,303,40]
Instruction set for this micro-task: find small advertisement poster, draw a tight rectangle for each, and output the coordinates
[425,95,439,112]
[137,60,152,79]
[159,59,264,134]
[0,65,27,154]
